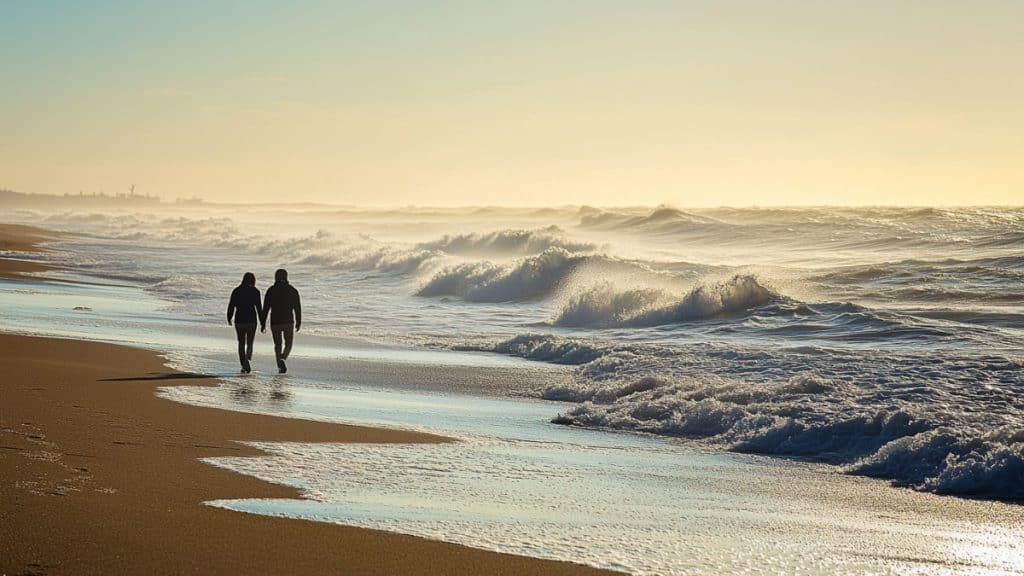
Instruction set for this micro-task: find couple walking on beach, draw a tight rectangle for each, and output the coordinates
[227,268,302,374]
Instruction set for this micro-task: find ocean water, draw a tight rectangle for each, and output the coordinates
[2,205,1023,574]
[12,205,1022,497]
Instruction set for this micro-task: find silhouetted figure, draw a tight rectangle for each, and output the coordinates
[227,272,262,374]
[261,268,301,374]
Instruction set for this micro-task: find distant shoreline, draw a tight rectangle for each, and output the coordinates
[0,223,65,280]
[3,189,1023,211]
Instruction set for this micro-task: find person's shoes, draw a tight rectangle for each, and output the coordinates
[242,359,252,373]
[277,359,287,374]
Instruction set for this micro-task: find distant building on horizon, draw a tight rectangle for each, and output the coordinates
[1,187,161,207]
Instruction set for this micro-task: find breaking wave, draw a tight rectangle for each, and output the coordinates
[417,248,621,302]
[465,332,1024,499]
[848,427,1024,498]
[416,227,598,256]
[454,333,609,365]
[553,275,778,327]
[549,372,1024,499]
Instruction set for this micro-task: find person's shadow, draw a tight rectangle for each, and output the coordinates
[102,371,293,405]
[99,372,222,382]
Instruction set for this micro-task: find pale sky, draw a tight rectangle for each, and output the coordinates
[2,1,1022,206]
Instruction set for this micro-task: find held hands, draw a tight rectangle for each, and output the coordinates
[260,325,266,333]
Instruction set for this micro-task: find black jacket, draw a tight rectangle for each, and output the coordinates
[262,281,302,327]
[227,284,262,325]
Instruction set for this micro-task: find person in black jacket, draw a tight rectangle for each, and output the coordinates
[227,272,262,374]
[261,268,302,374]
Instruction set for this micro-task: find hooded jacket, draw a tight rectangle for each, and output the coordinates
[227,284,262,325]
[261,281,301,327]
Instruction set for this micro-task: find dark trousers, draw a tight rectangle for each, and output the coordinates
[235,323,256,367]
[271,324,294,362]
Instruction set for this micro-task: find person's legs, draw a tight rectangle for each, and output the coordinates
[281,325,294,360]
[271,326,284,361]
[234,324,252,372]
[271,324,293,373]
[243,325,256,361]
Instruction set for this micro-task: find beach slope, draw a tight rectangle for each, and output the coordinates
[0,335,615,575]
[0,224,61,280]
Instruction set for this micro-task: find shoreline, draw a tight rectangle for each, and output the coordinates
[0,224,616,575]
[0,223,63,280]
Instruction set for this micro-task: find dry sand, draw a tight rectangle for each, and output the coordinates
[0,224,616,575]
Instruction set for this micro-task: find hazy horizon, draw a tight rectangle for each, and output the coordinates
[3,1,1022,207]
[4,186,1022,211]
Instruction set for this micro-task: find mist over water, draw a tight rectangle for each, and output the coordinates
[16,204,1024,499]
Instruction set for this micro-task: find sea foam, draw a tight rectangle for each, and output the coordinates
[471,332,1024,499]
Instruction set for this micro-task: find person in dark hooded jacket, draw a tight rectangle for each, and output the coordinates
[227,272,262,373]
[261,268,301,374]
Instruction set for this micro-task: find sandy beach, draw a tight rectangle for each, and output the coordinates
[0,225,615,575]
[0,224,60,280]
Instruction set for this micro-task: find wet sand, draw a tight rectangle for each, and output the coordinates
[0,223,63,253]
[0,225,615,575]
[0,223,61,280]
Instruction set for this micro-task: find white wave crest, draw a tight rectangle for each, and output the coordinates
[554,275,778,327]
[848,427,1024,498]
[417,227,597,256]
[417,248,607,302]
[455,333,609,365]
[547,369,1024,499]
[464,331,1024,499]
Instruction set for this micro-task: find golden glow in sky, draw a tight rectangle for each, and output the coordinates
[1,1,1021,206]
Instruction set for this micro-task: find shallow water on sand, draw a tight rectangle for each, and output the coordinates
[171,380,1024,576]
